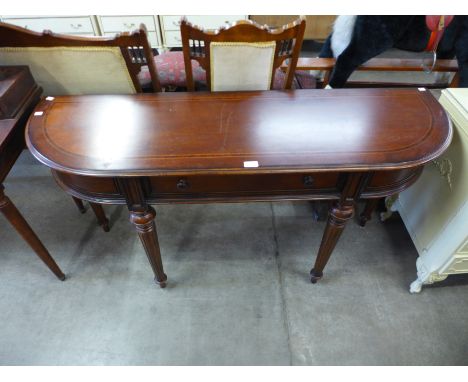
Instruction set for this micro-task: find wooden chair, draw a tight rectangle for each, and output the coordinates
[0,21,162,231]
[180,16,307,91]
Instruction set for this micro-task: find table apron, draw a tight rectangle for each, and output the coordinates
[51,167,423,205]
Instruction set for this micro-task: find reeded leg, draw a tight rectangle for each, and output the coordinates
[0,185,65,280]
[129,206,167,288]
[89,202,110,232]
[310,202,355,284]
[72,196,86,214]
[359,198,379,227]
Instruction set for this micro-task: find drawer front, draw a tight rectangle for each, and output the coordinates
[53,171,340,204]
[163,30,182,46]
[2,17,96,34]
[99,16,157,32]
[104,31,160,48]
[148,172,340,200]
[161,15,246,31]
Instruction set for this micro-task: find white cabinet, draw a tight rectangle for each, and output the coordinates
[159,15,247,48]
[393,89,468,293]
[96,15,162,49]
[1,15,248,50]
[0,15,99,36]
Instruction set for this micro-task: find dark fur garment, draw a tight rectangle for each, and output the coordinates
[319,16,468,88]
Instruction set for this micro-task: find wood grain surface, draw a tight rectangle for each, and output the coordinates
[26,89,451,177]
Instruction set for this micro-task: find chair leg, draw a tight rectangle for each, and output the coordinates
[72,196,86,213]
[89,202,110,232]
[0,185,65,280]
[359,199,379,227]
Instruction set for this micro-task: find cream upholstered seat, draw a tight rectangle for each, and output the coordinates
[180,16,307,91]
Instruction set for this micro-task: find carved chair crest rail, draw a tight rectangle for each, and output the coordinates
[180,16,307,91]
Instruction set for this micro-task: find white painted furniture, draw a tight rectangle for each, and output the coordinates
[96,15,162,50]
[159,15,247,48]
[393,89,468,293]
[0,15,248,50]
[0,15,100,36]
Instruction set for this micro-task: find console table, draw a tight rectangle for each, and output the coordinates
[0,66,64,280]
[25,89,451,287]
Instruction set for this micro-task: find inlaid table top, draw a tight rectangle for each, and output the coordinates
[26,89,452,177]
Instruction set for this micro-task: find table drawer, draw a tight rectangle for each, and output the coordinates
[2,16,96,34]
[53,171,340,204]
[99,16,157,32]
[149,173,340,198]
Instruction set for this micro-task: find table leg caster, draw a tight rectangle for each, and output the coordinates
[309,268,323,284]
[101,221,110,233]
[155,277,167,288]
[358,215,369,227]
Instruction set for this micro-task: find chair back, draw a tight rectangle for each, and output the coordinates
[0,22,161,95]
[180,16,306,91]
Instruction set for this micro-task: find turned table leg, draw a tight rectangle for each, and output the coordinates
[359,198,379,227]
[117,178,167,287]
[71,195,110,232]
[310,173,367,283]
[129,207,167,288]
[310,202,355,283]
[72,196,86,214]
[0,185,65,280]
[89,202,110,232]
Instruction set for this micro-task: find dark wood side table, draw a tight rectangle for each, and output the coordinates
[0,66,64,280]
[25,89,451,288]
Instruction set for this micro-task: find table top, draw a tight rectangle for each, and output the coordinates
[26,89,452,177]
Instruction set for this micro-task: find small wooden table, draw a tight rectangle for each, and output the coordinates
[0,66,64,280]
[25,89,451,287]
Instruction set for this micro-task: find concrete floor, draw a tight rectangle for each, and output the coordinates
[1,150,468,365]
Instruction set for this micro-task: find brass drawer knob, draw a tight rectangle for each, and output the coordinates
[176,179,190,190]
[303,175,314,187]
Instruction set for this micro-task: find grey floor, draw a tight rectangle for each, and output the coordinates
[1,149,468,366]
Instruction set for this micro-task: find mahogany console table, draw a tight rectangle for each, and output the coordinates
[0,66,64,280]
[25,89,451,287]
